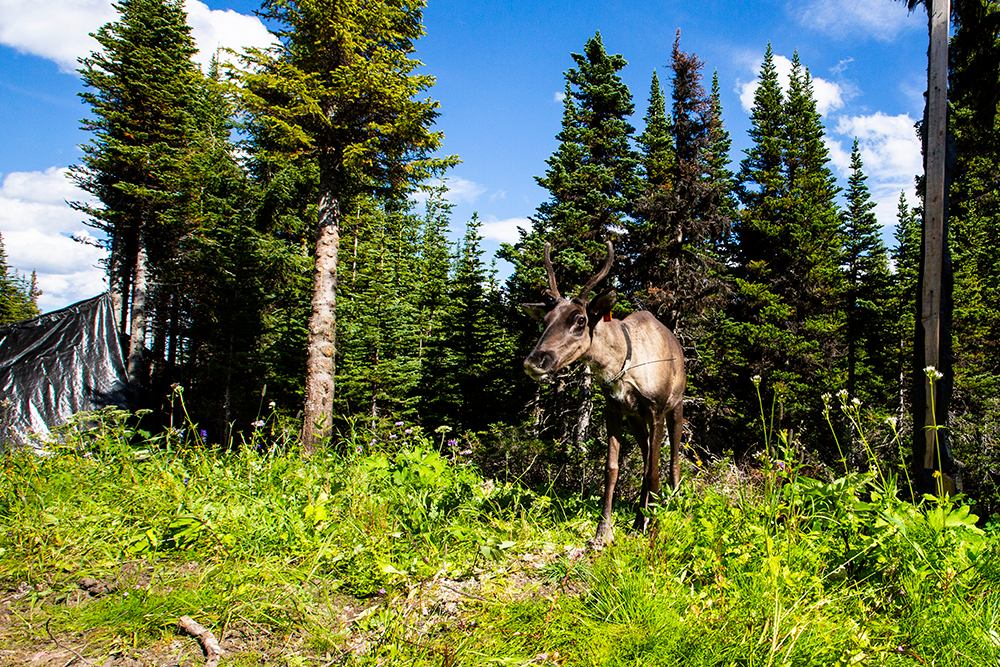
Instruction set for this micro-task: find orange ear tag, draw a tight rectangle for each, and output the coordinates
[603,313,612,322]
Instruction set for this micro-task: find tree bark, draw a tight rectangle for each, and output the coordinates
[574,366,594,453]
[301,166,341,454]
[126,236,149,389]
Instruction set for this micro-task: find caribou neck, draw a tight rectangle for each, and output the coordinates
[584,318,632,385]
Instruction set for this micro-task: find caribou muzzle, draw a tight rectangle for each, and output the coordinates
[523,350,558,381]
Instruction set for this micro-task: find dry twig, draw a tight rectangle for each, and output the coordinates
[45,618,95,666]
[178,615,224,667]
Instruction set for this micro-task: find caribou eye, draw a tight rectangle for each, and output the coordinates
[574,314,587,327]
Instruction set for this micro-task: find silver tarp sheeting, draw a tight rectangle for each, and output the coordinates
[0,293,130,452]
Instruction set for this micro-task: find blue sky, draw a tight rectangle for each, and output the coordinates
[0,0,929,312]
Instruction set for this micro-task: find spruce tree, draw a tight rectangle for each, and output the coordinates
[633,32,730,333]
[732,46,845,442]
[336,196,423,423]
[840,140,894,407]
[0,233,40,324]
[636,70,675,190]
[622,68,673,295]
[707,71,737,225]
[505,31,641,297]
[421,214,496,430]
[71,0,201,390]
[239,0,457,451]
[630,35,734,451]
[892,192,922,416]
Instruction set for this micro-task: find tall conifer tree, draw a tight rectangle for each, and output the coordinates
[732,46,844,437]
[840,140,894,406]
[893,192,922,416]
[239,0,457,452]
[633,32,730,333]
[505,32,640,295]
[636,70,675,190]
[72,0,201,390]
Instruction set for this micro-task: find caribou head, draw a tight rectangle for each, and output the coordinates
[522,241,617,381]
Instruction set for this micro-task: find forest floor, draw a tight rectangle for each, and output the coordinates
[0,547,586,666]
[4,415,997,666]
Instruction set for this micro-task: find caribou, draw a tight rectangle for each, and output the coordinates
[522,241,685,543]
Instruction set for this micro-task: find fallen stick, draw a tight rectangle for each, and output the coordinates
[177,616,223,667]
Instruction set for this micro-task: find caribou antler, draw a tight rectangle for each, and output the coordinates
[543,242,561,299]
[578,241,615,299]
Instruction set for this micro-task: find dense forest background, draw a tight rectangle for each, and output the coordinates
[5,0,998,506]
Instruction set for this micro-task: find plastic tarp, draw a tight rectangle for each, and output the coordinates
[0,293,131,452]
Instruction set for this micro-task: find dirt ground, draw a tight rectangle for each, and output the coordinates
[0,549,587,666]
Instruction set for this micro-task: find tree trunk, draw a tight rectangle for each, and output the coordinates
[126,237,149,389]
[301,165,341,454]
[574,366,594,453]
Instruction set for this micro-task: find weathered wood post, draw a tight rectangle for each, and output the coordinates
[914,0,955,496]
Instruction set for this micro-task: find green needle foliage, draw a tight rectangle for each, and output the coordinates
[0,233,39,324]
[505,31,641,298]
[729,46,845,449]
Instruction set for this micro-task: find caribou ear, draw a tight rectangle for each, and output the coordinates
[588,290,617,320]
[521,303,549,321]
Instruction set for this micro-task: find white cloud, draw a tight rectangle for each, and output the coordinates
[185,1,275,71]
[833,112,922,182]
[0,0,274,74]
[411,176,488,208]
[0,168,107,312]
[444,177,487,205]
[737,53,846,116]
[554,91,566,103]
[480,217,529,244]
[0,0,114,73]
[793,0,921,42]
[827,112,923,230]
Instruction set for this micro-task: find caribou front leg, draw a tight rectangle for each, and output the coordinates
[594,404,625,544]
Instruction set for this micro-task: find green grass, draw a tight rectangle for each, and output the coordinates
[2,404,999,665]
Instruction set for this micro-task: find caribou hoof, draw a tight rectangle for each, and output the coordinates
[632,514,650,533]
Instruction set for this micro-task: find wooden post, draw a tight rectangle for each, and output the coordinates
[920,0,950,480]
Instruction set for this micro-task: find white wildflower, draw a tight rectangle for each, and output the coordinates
[923,366,944,380]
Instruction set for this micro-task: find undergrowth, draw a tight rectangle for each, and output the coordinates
[1,379,999,665]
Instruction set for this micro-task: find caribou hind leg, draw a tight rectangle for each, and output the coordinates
[632,410,664,531]
[625,413,652,532]
[594,403,625,544]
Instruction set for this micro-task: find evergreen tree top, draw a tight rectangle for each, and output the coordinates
[240,0,457,202]
[637,69,675,189]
